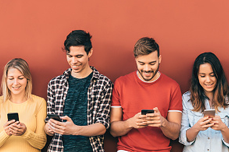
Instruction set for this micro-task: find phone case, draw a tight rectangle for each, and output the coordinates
[203,109,215,117]
[7,113,19,121]
[47,114,61,121]
[141,109,154,115]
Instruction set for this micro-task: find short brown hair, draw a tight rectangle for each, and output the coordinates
[134,37,160,57]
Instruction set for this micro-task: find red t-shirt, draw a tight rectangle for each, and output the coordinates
[112,71,182,152]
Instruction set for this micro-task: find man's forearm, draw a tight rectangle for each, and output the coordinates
[73,123,106,136]
[160,117,181,140]
[110,118,133,137]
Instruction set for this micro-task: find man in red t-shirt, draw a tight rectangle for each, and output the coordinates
[110,37,182,152]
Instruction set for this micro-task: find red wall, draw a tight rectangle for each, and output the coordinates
[1,1,229,152]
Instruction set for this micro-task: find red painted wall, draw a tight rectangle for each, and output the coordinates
[1,1,229,151]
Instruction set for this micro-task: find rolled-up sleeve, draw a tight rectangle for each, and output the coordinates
[95,81,113,129]
[179,94,195,146]
[222,138,229,147]
[222,115,229,147]
[45,80,55,122]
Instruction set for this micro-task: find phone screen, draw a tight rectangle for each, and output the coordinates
[7,113,19,121]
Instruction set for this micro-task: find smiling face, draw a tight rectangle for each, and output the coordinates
[135,51,161,82]
[198,63,217,96]
[7,68,27,97]
[66,46,93,78]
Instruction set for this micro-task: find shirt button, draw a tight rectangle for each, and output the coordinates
[208,137,210,139]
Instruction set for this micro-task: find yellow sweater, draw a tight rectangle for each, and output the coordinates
[0,95,47,152]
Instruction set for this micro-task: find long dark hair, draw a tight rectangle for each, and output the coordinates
[190,52,229,112]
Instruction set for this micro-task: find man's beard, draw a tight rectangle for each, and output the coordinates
[137,65,160,81]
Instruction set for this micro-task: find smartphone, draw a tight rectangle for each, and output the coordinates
[47,114,61,121]
[7,113,19,121]
[141,109,154,115]
[203,109,215,117]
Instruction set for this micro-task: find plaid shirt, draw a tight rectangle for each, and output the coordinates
[46,67,113,152]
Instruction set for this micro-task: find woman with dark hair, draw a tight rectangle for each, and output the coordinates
[179,52,229,151]
[0,58,47,152]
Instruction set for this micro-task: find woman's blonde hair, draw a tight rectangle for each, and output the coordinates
[1,58,32,102]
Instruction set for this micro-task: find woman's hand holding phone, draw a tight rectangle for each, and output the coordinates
[3,120,27,136]
[9,122,27,136]
[202,109,227,131]
[4,112,26,136]
[3,120,16,136]
[210,115,227,131]
[193,116,214,131]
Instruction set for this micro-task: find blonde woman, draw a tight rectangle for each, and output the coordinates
[0,58,47,152]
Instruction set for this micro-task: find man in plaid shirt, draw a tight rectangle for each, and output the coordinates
[44,30,113,152]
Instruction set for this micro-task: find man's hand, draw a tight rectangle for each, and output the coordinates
[10,122,27,136]
[44,120,55,136]
[128,112,147,129]
[146,107,166,127]
[49,116,77,135]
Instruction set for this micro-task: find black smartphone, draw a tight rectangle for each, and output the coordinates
[7,113,19,121]
[47,114,61,121]
[141,109,154,115]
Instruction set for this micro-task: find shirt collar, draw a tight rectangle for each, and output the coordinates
[136,71,161,83]
[63,66,100,80]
